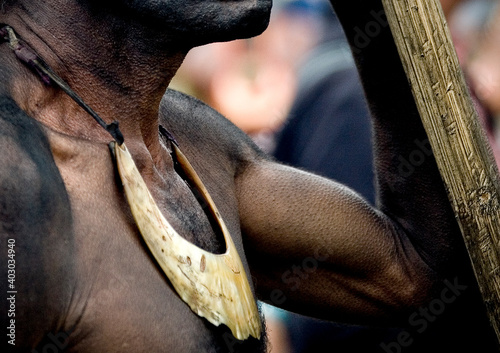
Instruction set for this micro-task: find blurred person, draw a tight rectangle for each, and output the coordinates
[467,2,500,165]
[274,8,375,204]
[440,0,463,17]
[447,0,497,65]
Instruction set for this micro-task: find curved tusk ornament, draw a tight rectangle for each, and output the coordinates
[111,141,262,341]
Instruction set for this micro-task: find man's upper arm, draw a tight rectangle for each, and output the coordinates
[0,96,74,350]
[234,154,436,325]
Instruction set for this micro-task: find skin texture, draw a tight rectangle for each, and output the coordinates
[0,0,474,352]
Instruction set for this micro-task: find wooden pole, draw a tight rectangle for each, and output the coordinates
[381,0,500,344]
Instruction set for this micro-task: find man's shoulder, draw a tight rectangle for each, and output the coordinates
[0,95,75,345]
[0,93,70,221]
[0,95,67,202]
[159,89,268,166]
[0,95,51,171]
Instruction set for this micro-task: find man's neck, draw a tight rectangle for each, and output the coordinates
[1,3,187,153]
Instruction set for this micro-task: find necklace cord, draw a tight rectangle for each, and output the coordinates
[0,25,124,145]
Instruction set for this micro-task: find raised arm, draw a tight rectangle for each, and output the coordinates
[236,0,465,325]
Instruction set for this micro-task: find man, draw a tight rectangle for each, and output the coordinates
[0,0,484,352]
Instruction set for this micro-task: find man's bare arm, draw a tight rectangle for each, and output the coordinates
[236,0,465,325]
[237,160,435,325]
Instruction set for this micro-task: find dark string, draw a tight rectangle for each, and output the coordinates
[0,25,124,145]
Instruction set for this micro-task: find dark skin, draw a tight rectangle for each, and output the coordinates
[0,0,470,352]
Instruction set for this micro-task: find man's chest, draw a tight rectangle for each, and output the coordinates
[63,219,264,353]
[48,136,263,352]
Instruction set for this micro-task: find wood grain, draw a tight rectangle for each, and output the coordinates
[382,0,500,344]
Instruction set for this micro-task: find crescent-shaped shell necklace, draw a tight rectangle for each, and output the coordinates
[0,25,261,341]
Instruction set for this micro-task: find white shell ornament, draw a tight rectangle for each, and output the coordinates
[112,142,262,341]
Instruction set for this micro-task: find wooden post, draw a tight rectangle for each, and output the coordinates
[381,0,500,345]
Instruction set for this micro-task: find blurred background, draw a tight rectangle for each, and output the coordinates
[169,0,500,351]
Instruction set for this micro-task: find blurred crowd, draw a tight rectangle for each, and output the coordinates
[170,0,329,152]
[169,0,500,352]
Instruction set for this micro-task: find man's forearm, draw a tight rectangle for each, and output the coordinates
[329,0,463,273]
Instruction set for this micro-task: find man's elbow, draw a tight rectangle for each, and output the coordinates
[376,258,439,325]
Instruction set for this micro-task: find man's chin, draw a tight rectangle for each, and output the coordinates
[91,0,273,47]
[187,0,273,46]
